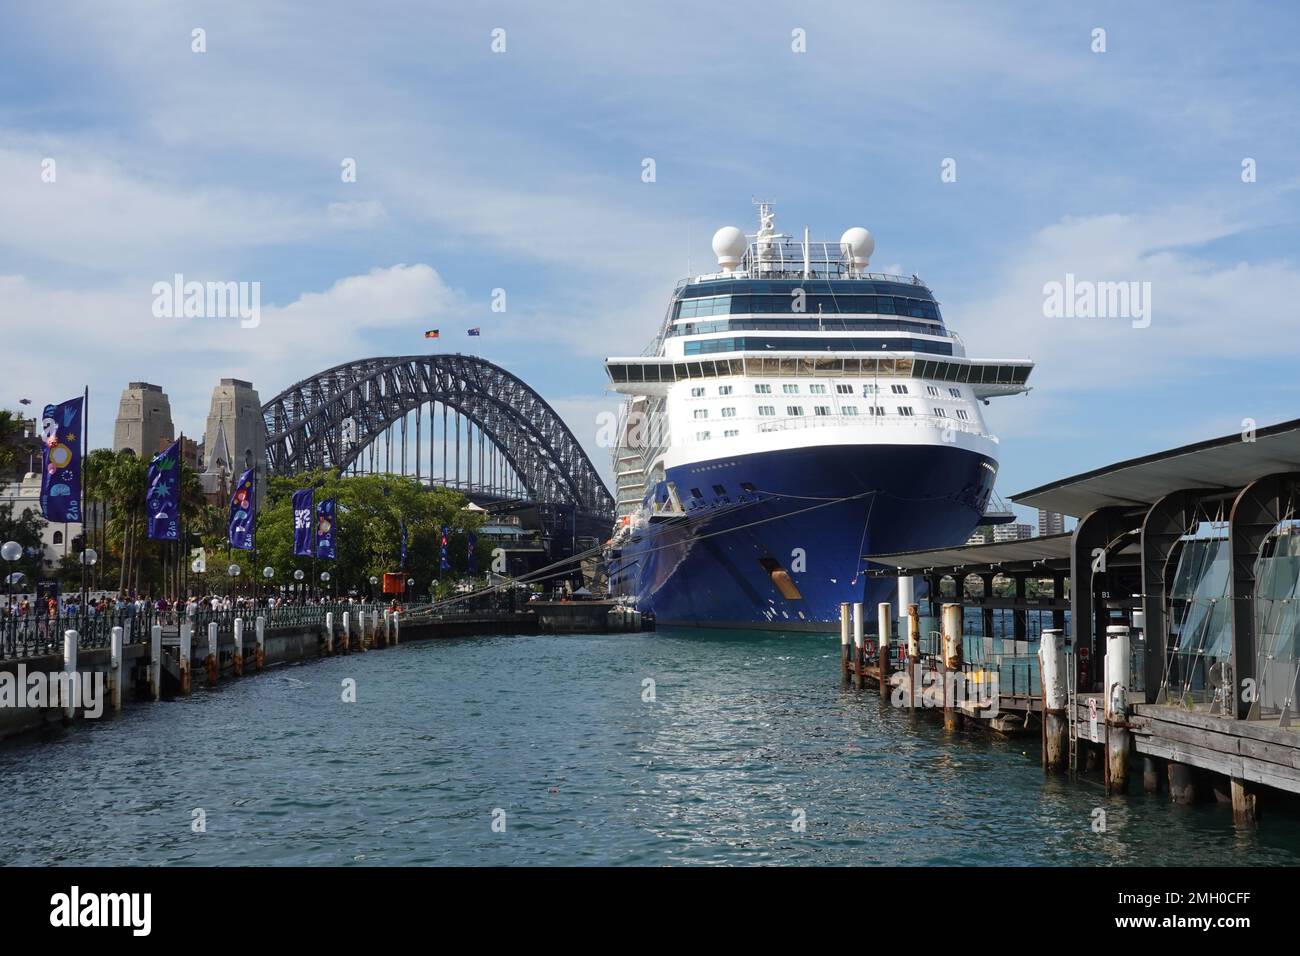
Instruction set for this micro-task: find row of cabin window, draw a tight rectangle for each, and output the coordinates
[688,383,964,399]
[694,404,971,434]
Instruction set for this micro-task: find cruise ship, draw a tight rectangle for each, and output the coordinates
[604,204,1033,630]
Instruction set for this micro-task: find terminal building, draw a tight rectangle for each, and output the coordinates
[864,417,1300,820]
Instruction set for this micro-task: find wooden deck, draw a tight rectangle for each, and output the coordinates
[1128,704,1300,795]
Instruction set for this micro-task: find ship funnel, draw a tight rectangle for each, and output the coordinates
[712,226,746,271]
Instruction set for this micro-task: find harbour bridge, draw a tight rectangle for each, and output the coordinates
[259,354,615,567]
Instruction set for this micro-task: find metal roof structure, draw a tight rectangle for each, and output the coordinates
[1011,417,1300,517]
[865,532,1140,576]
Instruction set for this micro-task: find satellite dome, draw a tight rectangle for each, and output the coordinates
[712,226,747,271]
[840,227,875,269]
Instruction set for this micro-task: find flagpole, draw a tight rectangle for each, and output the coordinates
[80,385,88,628]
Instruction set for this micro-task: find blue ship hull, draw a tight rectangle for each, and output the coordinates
[609,443,995,631]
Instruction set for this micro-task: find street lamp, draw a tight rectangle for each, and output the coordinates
[369,575,378,602]
[227,563,241,602]
[293,568,304,602]
[2,540,22,618]
[79,548,98,623]
[407,577,415,603]
[320,571,331,603]
[262,566,274,608]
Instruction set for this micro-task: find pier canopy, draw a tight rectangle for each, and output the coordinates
[1011,417,1300,518]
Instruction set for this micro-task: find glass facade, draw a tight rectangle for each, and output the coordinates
[673,292,941,321]
[1253,532,1300,717]
[605,355,1032,386]
[668,317,946,338]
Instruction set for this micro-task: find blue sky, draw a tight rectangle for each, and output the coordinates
[3,1,1300,517]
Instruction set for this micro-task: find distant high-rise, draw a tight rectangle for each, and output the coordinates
[112,382,175,458]
[1038,509,1066,537]
[993,522,1033,543]
[966,525,993,545]
[201,378,264,500]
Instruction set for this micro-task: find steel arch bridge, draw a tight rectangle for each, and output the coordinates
[260,355,614,520]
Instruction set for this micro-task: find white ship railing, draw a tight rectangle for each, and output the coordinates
[756,413,995,440]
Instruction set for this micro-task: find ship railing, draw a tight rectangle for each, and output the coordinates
[757,413,990,438]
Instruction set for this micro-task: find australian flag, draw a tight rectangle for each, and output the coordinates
[228,468,256,550]
[316,498,337,560]
[292,488,314,557]
[146,440,180,541]
[439,525,450,572]
[39,395,83,523]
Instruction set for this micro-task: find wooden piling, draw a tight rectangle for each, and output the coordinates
[255,615,265,671]
[150,624,162,701]
[1143,756,1162,794]
[179,622,192,695]
[1104,624,1131,793]
[839,603,851,681]
[206,622,218,688]
[108,626,123,711]
[62,628,78,723]
[1039,628,1067,771]
[341,612,351,653]
[906,603,920,713]
[1168,761,1199,804]
[232,617,244,677]
[1231,778,1258,826]
[324,612,335,655]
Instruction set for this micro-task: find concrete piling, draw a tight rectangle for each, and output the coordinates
[62,629,78,722]
[179,622,192,695]
[206,622,218,688]
[1039,628,1068,771]
[851,602,865,689]
[1104,625,1131,793]
[150,624,162,701]
[839,603,851,680]
[341,612,351,653]
[941,603,962,732]
[392,610,400,645]
[324,612,335,655]
[255,616,265,671]
[109,626,123,711]
[232,618,245,677]
[877,602,892,703]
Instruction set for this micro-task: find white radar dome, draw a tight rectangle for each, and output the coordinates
[712,226,747,271]
[840,227,875,269]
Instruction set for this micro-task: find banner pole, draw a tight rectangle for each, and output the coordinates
[80,386,88,628]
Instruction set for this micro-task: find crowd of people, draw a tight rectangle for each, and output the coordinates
[1,591,396,627]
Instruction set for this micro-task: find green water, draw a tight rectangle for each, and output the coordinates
[1,627,1297,865]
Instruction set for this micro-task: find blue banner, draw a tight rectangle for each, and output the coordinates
[400,519,408,569]
[39,396,83,523]
[146,440,180,541]
[316,498,337,560]
[292,488,314,557]
[439,525,450,572]
[468,531,477,574]
[228,468,256,550]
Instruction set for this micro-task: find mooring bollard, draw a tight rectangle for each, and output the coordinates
[109,626,123,711]
[839,603,851,680]
[877,602,892,692]
[1039,628,1067,771]
[232,618,245,677]
[206,622,218,688]
[150,624,162,702]
[941,603,963,731]
[1104,624,1131,793]
[851,602,865,688]
[255,615,265,671]
[324,612,335,655]
[179,622,192,695]
[62,628,78,723]
[907,603,920,713]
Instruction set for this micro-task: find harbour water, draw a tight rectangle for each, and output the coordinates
[3,628,1299,866]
